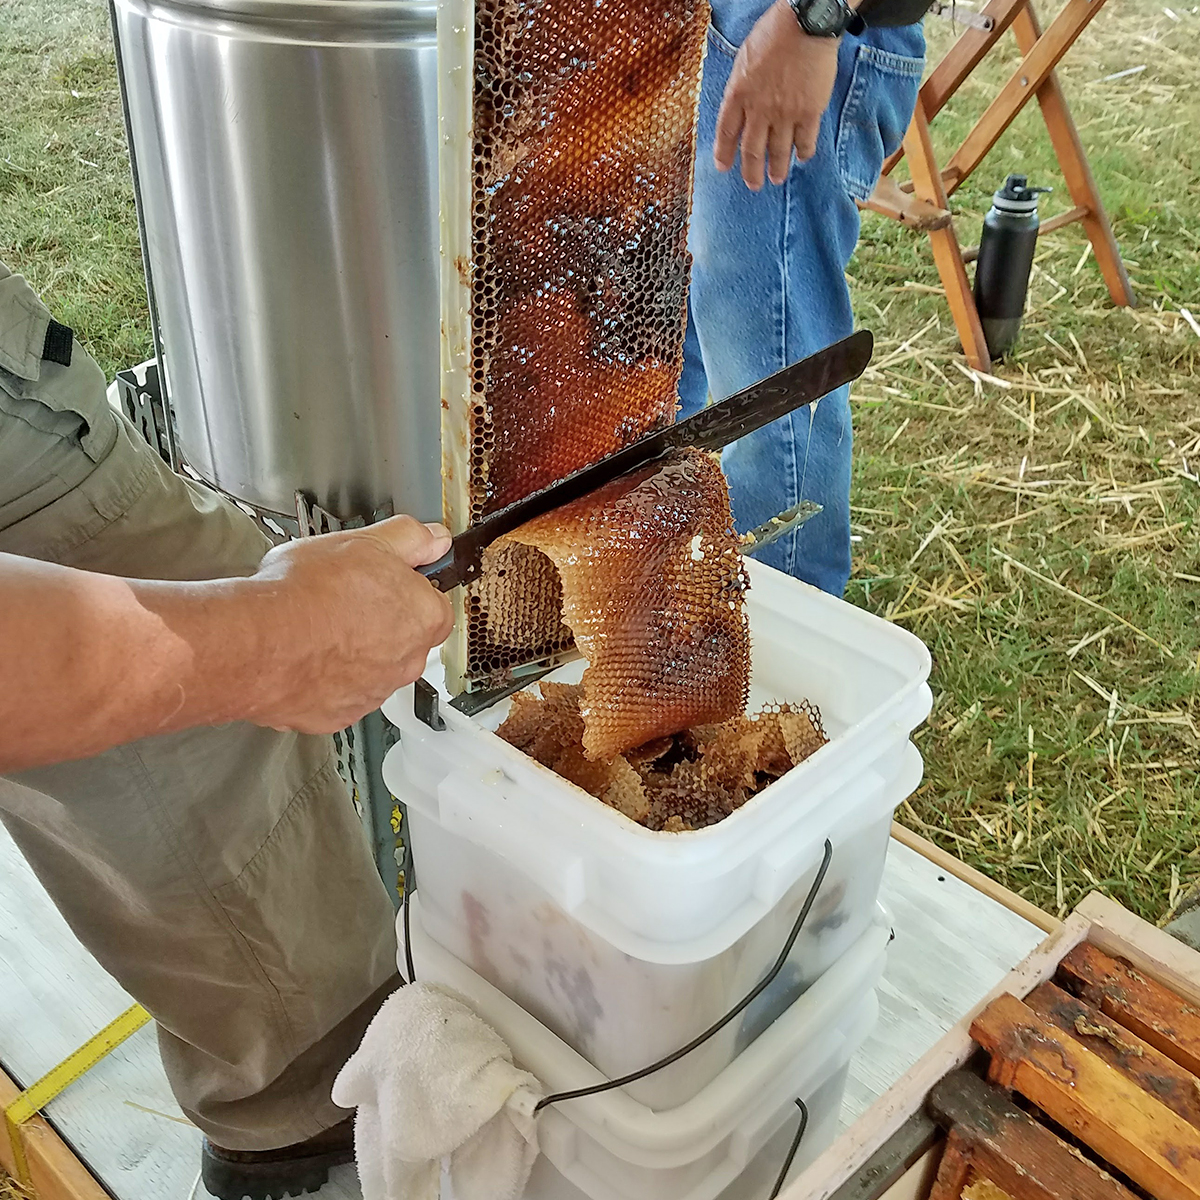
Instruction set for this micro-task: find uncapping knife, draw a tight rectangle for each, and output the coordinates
[420,329,872,592]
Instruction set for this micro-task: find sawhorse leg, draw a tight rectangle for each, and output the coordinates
[1011,2,1135,308]
[904,103,992,372]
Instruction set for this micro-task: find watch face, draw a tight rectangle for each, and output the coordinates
[801,0,845,33]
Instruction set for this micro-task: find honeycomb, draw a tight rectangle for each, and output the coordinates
[452,0,710,689]
[486,450,750,760]
[497,683,829,831]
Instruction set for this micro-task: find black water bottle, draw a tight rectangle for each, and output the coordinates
[974,174,1051,359]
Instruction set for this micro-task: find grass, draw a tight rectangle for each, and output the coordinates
[1,0,1196,922]
[848,0,1200,921]
[0,0,150,377]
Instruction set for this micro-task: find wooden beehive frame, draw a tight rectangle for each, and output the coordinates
[792,892,1200,1200]
[925,1070,1141,1200]
[965,987,1200,1199]
[1,1063,108,1200]
[861,0,1135,372]
[435,0,476,697]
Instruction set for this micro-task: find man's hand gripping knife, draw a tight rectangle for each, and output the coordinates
[0,517,454,772]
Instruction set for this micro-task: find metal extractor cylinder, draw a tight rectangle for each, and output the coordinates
[111,0,442,521]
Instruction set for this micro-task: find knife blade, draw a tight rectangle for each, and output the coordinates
[741,499,823,554]
[420,328,872,592]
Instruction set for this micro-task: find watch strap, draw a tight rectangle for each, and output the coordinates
[853,0,934,26]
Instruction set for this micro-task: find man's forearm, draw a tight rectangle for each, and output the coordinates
[0,552,278,773]
[1,515,456,774]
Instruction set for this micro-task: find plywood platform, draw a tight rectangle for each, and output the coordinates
[0,826,1045,1200]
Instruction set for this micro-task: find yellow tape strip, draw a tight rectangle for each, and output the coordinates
[5,1003,151,1184]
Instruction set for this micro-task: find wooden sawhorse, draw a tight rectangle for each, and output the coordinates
[864,0,1136,372]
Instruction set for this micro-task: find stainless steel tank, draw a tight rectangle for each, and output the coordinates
[110,0,441,522]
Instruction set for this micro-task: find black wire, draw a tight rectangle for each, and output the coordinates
[401,834,416,987]
[398,834,830,1186]
[532,837,834,1113]
[767,1099,809,1200]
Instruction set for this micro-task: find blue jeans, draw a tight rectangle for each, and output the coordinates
[680,7,924,595]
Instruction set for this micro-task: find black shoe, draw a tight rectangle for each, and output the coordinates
[200,1118,356,1200]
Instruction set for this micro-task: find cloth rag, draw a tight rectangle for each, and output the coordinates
[332,982,544,1200]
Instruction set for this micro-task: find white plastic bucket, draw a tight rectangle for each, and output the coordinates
[401,898,887,1200]
[383,561,930,1108]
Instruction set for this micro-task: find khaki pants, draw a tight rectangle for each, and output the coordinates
[0,263,398,1151]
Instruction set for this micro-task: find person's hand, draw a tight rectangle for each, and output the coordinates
[248,516,455,733]
[714,0,840,191]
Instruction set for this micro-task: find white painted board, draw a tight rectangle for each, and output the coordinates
[843,839,1046,1124]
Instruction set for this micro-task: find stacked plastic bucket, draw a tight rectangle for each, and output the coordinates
[382,561,932,1199]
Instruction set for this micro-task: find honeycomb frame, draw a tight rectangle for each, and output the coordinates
[438,0,710,696]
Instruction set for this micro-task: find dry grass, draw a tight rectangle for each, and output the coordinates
[0,1171,32,1200]
[850,0,1199,921]
[1,0,1196,922]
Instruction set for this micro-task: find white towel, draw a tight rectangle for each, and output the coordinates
[332,982,544,1200]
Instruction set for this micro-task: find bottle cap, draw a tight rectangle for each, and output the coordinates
[993,174,1052,213]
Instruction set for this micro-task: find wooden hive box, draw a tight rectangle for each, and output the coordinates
[789,892,1200,1200]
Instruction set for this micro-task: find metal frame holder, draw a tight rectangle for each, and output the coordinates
[104,368,409,906]
[114,360,175,470]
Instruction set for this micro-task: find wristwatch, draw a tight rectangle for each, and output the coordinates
[787,0,865,36]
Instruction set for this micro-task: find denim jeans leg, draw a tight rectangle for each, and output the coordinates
[687,12,924,595]
[678,301,709,421]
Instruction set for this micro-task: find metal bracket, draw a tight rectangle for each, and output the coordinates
[115,360,176,470]
[413,678,446,731]
[449,660,570,718]
[742,500,823,555]
[295,491,394,536]
[927,1,995,30]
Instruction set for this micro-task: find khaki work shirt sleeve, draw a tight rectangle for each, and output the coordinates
[0,261,51,382]
[0,263,117,463]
